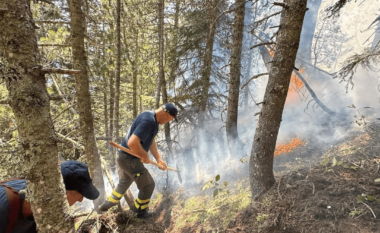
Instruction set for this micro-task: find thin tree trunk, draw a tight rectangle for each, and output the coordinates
[198,0,217,127]
[132,61,138,118]
[113,0,121,145]
[109,21,115,153]
[243,1,256,112]
[109,72,115,149]
[226,0,246,143]
[249,0,307,199]
[155,0,165,108]
[0,0,73,231]
[68,0,105,210]
[100,23,109,144]
[297,0,322,64]
[163,0,180,152]
[104,88,109,139]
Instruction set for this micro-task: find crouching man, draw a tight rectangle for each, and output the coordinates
[0,160,100,233]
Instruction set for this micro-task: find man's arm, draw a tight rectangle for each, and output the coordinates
[127,134,150,163]
[149,140,167,170]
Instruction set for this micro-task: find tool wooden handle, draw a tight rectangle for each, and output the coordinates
[109,141,179,172]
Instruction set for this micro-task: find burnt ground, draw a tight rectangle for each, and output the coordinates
[76,121,380,233]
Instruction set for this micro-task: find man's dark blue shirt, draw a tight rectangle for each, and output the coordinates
[120,111,159,155]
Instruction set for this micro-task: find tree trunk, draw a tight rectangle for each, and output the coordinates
[113,0,121,145]
[109,17,115,152]
[109,71,114,150]
[297,0,322,64]
[68,0,105,210]
[163,0,180,152]
[132,61,138,118]
[155,0,165,109]
[226,0,246,143]
[249,0,307,199]
[0,0,74,231]
[104,87,109,139]
[242,1,256,112]
[198,0,217,127]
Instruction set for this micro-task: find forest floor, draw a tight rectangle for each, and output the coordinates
[76,120,380,233]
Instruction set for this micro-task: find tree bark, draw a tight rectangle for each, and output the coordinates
[155,0,165,109]
[249,0,307,199]
[104,78,109,141]
[0,0,74,232]
[113,0,121,145]
[226,0,246,143]
[198,0,217,127]
[68,0,105,210]
[132,60,138,118]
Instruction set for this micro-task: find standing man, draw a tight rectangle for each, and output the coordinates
[0,160,100,233]
[99,103,178,219]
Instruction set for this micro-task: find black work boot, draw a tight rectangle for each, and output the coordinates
[131,206,155,219]
[136,209,155,219]
[99,200,118,212]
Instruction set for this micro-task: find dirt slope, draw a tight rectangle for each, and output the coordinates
[77,126,380,233]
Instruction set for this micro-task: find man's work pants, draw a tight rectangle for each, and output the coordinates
[108,152,155,210]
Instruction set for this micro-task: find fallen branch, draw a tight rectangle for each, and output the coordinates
[361,202,376,219]
[241,73,269,89]
[296,58,332,76]
[294,70,345,119]
[77,209,94,230]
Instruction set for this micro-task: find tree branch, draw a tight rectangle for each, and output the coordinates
[41,68,81,74]
[36,0,55,5]
[296,58,332,76]
[252,11,282,29]
[241,73,269,89]
[250,42,276,50]
[294,70,345,119]
[0,99,9,104]
[273,2,289,8]
[49,94,70,101]
[56,132,84,150]
[95,136,112,141]
[35,20,70,24]
[38,44,70,47]
[51,75,78,115]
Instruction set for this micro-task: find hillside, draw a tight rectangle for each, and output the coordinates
[76,120,380,233]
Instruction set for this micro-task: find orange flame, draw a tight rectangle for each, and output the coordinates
[288,67,305,93]
[264,46,305,94]
[274,136,305,156]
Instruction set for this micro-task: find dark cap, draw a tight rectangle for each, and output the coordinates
[61,160,100,200]
[162,103,178,122]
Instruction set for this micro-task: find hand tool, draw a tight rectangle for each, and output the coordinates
[109,141,180,173]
